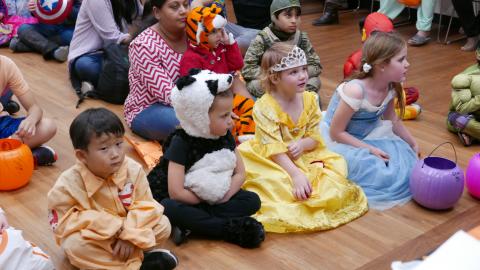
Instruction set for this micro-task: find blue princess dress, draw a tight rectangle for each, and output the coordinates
[321,80,416,210]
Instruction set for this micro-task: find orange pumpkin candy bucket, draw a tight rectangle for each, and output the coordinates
[0,139,34,190]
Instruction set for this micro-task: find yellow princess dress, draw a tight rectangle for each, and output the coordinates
[238,91,368,233]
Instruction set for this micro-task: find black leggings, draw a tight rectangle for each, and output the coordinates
[161,190,261,238]
[452,0,480,37]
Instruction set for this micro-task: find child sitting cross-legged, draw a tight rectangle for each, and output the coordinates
[148,69,265,248]
[0,55,57,167]
[238,43,368,233]
[242,0,322,101]
[47,108,177,270]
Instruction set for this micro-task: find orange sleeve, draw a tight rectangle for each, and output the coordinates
[0,56,29,97]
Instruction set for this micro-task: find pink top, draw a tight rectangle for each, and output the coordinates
[124,27,183,126]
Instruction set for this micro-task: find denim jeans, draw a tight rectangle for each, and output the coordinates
[72,52,104,87]
[131,103,180,141]
[18,23,74,46]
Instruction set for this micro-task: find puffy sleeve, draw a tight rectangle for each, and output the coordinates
[118,164,165,249]
[337,83,363,111]
[304,93,325,144]
[252,100,288,158]
[47,171,123,245]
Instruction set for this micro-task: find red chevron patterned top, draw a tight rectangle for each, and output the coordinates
[124,28,183,126]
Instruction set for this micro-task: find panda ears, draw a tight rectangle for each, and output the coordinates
[176,75,196,90]
[206,79,219,96]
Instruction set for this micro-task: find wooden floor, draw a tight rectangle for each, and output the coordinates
[1,2,480,269]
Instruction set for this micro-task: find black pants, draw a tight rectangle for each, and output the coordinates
[452,0,480,37]
[161,190,261,238]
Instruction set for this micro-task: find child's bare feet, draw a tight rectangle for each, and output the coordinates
[461,37,478,51]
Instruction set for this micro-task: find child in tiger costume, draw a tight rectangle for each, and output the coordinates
[179,4,255,143]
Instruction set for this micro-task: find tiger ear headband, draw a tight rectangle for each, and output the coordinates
[269,46,307,73]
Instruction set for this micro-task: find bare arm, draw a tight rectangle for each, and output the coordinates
[15,92,42,138]
[219,149,245,203]
[383,99,419,154]
[271,153,312,200]
[168,161,202,205]
[329,84,390,161]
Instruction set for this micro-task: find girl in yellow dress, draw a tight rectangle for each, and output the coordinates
[238,43,368,233]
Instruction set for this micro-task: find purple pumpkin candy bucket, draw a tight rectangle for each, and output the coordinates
[409,142,464,210]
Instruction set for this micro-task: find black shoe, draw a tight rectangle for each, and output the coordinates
[223,217,265,248]
[312,3,339,26]
[4,100,20,114]
[171,226,191,246]
[140,249,178,270]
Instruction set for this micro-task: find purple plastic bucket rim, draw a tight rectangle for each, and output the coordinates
[423,156,457,170]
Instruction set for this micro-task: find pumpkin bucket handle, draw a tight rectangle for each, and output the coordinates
[422,142,457,168]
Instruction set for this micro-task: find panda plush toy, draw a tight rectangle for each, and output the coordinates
[149,69,237,204]
[172,69,237,204]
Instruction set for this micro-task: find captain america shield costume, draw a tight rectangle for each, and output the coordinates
[34,0,73,24]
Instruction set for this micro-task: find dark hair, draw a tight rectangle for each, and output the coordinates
[111,0,137,29]
[132,0,167,38]
[69,108,125,150]
[274,7,301,19]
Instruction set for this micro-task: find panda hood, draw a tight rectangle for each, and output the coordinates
[171,69,233,139]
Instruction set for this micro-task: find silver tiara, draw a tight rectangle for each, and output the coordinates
[270,46,307,73]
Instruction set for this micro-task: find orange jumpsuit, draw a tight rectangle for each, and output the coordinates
[47,157,171,270]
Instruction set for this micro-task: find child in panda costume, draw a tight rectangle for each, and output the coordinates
[147,69,265,248]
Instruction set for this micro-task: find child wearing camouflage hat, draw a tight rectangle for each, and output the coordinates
[241,0,323,101]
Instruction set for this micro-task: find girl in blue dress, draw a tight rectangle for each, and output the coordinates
[321,31,419,210]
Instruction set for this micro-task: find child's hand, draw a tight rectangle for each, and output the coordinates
[288,141,304,160]
[16,117,37,138]
[0,212,9,233]
[221,29,235,45]
[369,147,390,162]
[0,12,4,20]
[291,172,312,201]
[412,143,420,158]
[218,191,233,204]
[28,0,36,12]
[112,239,135,261]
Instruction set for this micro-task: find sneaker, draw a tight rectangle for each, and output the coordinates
[4,100,20,115]
[80,81,94,95]
[8,37,19,51]
[53,46,69,62]
[32,145,57,167]
[171,226,190,246]
[140,249,178,270]
[223,217,265,248]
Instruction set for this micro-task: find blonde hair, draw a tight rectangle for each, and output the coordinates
[347,31,407,117]
[259,42,296,94]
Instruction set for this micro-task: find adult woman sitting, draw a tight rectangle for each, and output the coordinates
[68,0,140,94]
[124,0,207,141]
